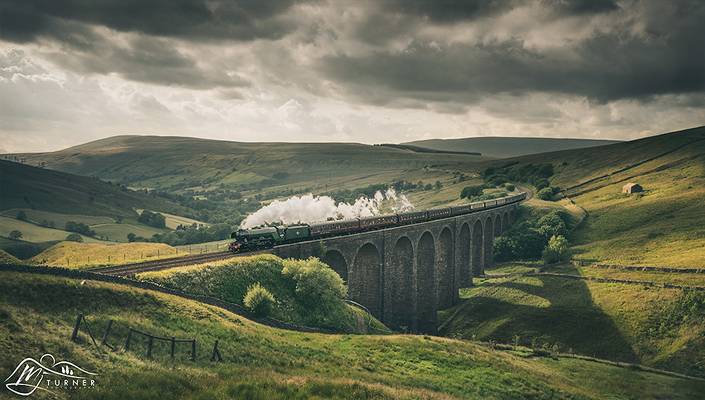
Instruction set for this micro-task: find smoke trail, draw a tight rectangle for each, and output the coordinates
[240,188,414,228]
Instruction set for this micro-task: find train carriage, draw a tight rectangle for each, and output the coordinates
[450,205,472,216]
[397,210,428,224]
[359,214,398,230]
[310,219,360,237]
[427,207,452,219]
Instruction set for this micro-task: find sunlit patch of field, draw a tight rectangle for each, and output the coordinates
[0,216,103,243]
[30,241,180,268]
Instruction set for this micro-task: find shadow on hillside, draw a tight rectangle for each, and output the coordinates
[441,265,639,363]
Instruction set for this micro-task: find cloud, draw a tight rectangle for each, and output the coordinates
[0,0,307,43]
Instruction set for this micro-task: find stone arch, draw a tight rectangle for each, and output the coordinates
[416,231,437,333]
[494,214,502,237]
[388,236,415,331]
[350,243,382,318]
[483,216,494,272]
[471,220,483,277]
[503,212,510,233]
[322,250,348,282]
[438,227,454,309]
[458,223,471,287]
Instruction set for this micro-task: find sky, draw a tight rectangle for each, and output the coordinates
[0,0,704,153]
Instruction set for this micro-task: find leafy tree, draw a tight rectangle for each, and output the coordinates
[138,210,166,228]
[504,183,516,191]
[281,258,347,308]
[434,180,443,190]
[65,233,83,242]
[127,233,136,242]
[8,230,22,240]
[16,211,27,221]
[460,185,484,199]
[65,221,96,237]
[537,212,568,239]
[542,235,571,264]
[537,187,554,201]
[243,283,276,317]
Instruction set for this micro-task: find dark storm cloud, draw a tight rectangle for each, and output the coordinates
[0,0,307,43]
[378,0,618,23]
[321,1,705,105]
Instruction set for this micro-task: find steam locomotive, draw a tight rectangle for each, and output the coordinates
[228,192,526,253]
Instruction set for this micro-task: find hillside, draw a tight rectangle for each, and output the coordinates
[1,270,702,399]
[486,125,705,267]
[9,135,485,194]
[439,264,705,377]
[406,137,620,159]
[0,159,190,217]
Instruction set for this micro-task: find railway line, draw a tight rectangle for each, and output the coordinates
[89,192,526,277]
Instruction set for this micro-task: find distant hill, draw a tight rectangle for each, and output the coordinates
[0,159,189,217]
[406,137,620,158]
[6,135,485,194]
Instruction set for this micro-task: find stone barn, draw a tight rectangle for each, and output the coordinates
[622,183,643,194]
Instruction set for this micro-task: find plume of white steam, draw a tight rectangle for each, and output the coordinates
[240,188,414,228]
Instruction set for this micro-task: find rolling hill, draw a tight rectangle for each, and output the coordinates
[7,135,485,194]
[406,137,620,159]
[486,125,705,267]
[1,269,702,399]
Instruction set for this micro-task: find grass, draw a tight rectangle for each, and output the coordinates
[90,219,170,242]
[440,263,705,377]
[0,216,103,243]
[138,255,389,334]
[0,249,20,264]
[30,241,180,268]
[1,271,703,399]
[543,264,705,287]
[0,208,115,226]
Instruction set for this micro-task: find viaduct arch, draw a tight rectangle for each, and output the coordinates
[273,201,521,333]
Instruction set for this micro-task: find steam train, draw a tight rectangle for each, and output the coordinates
[228,192,526,253]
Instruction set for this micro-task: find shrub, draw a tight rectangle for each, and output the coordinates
[16,211,27,221]
[504,183,515,191]
[138,210,166,228]
[65,221,96,237]
[282,258,347,307]
[542,235,571,264]
[243,283,276,317]
[65,233,83,242]
[536,187,554,201]
[460,185,484,199]
[537,212,568,239]
[8,230,23,240]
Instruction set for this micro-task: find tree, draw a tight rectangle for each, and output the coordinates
[243,283,276,317]
[16,211,27,221]
[65,233,83,242]
[127,233,137,242]
[138,210,166,228]
[537,187,554,201]
[537,212,568,239]
[434,180,443,190]
[542,235,571,264]
[8,230,22,240]
[460,185,484,199]
[65,221,96,237]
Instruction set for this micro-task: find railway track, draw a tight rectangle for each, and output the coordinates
[87,250,264,276]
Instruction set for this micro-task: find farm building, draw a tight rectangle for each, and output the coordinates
[622,183,644,194]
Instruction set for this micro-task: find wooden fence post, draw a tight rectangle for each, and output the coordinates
[146,336,154,358]
[170,337,176,360]
[211,340,222,362]
[125,329,133,351]
[191,340,196,361]
[100,320,114,349]
[70,314,83,342]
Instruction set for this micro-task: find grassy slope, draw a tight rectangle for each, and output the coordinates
[1,271,702,400]
[138,255,389,334]
[10,136,485,204]
[0,216,102,243]
[406,137,620,159]
[486,126,705,267]
[0,249,20,264]
[0,159,191,217]
[30,241,180,268]
[439,264,705,377]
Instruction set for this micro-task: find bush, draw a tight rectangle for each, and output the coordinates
[243,283,276,317]
[65,221,96,237]
[9,230,23,240]
[138,210,166,228]
[460,185,484,199]
[65,233,83,242]
[16,211,27,221]
[282,258,347,307]
[537,187,554,201]
[542,235,571,264]
[504,183,515,191]
[537,211,568,239]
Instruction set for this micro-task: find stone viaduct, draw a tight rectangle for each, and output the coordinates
[273,201,521,334]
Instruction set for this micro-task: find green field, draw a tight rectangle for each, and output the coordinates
[30,241,181,268]
[1,271,702,399]
[0,216,103,243]
[440,263,705,377]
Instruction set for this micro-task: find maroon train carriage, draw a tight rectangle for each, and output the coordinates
[427,207,452,220]
[359,214,398,230]
[398,210,429,224]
